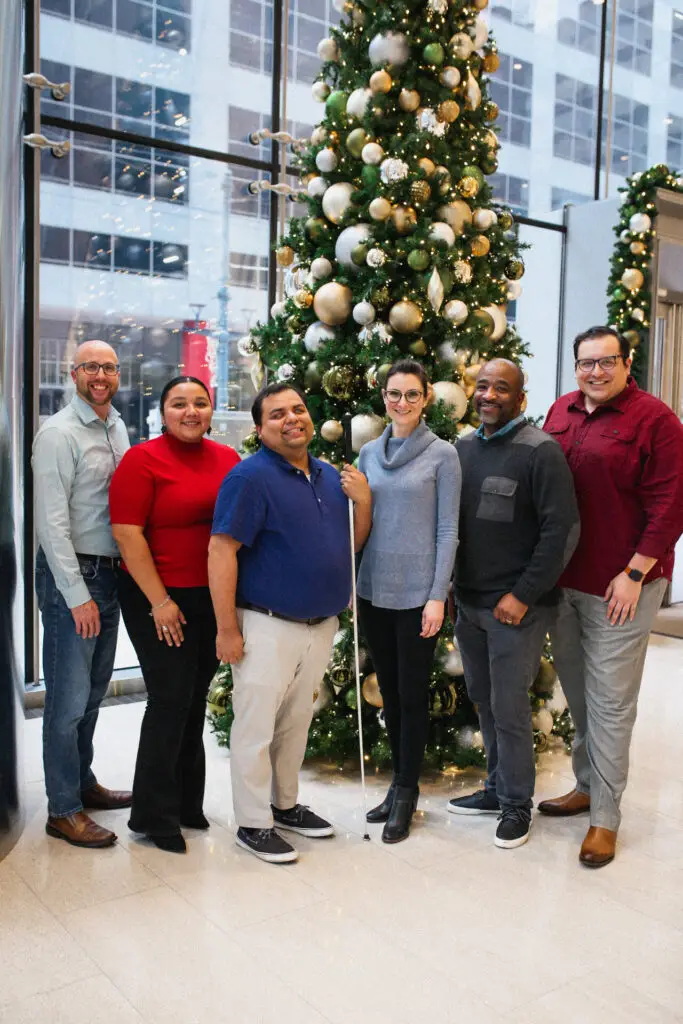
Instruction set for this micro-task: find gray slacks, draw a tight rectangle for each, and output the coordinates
[550,578,667,831]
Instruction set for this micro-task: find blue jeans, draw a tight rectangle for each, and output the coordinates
[36,548,120,817]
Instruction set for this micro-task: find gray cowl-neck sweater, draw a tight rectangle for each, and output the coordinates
[357,420,461,610]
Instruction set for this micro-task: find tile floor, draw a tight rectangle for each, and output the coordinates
[2,634,683,1023]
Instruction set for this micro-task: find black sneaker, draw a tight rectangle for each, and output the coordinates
[448,789,500,815]
[271,804,335,838]
[236,827,298,863]
[495,807,532,849]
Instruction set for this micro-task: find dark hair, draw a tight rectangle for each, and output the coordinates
[573,326,630,362]
[384,359,429,395]
[159,376,213,434]
[251,381,308,427]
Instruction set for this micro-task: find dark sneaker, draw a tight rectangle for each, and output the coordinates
[448,789,500,815]
[271,804,335,838]
[236,827,298,863]
[495,807,532,849]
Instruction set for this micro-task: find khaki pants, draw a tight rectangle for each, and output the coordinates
[229,609,338,829]
[550,578,667,832]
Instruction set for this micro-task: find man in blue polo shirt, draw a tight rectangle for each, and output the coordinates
[209,382,371,863]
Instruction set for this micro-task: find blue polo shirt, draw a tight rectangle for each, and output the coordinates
[212,444,351,619]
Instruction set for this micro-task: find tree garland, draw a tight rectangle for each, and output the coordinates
[607,164,683,384]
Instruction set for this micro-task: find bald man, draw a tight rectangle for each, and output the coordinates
[32,340,131,848]
[447,360,579,849]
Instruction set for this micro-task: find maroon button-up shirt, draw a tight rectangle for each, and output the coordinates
[543,378,683,597]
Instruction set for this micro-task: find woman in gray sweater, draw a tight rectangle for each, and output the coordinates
[356,360,461,843]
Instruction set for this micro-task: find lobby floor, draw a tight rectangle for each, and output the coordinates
[2,634,683,1024]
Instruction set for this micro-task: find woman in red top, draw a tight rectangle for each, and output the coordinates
[109,376,239,853]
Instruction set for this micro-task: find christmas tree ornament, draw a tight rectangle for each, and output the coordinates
[410,180,431,204]
[351,242,369,266]
[346,127,369,157]
[483,128,499,150]
[389,299,423,333]
[506,259,525,280]
[473,208,498,230]
[304,320,336,353]
[293,289,314,309]
[423,42,445,65]
[462,164,485,188]
[351,413,385,451]
[322,181,355,224]
[362,673,383,707]
[409,338,428,356]
[276,245,295,267]
[427,0,448,13]
[366,248,387,269]
[277,363,295,382]
[438,200,473,234]
[532,710,554,737]
[370,69,392,93]
[471,308,495,336]
[630,241,646,255]
[313,282,353,325]
[435,166,452,194]
[322,365,354,398]
[471,234,490,257]
[312,124,327,144]
[346,87,372,120]
[336,224,372,267]
[474,0,490,8]
[483,304,508,341]
[482,51,500,73]
[440,66,461,89]
[438,100,460,123]
[353,300,376,325]
[470,16,489,49]
[631,308,645,322]
[305,361,323,391]
[428,268,445,312]
[312,81,331,103]
[376,363,393,386]
[416,107,448,137]
[320,419,344,442]
[449,32,474,59]
[392,205,418,234]
[629,212,651,234]
[362,165,380,189]
[453,259,473,283]
[399,88,421,112]
[305,217,331,243]
[317,37,338,62]
[206,681,230,716]
[429,221,456,247]
[312,679,333,713]
[498,210,514,231]
[444,299,469,324]
[368,197,393,221]
[408,249,430,271]
[369,31,410,66]
[480,153,498,174]
[443,647,464,676]
[361,141,384,165]
[619,229,631,242]
[307,176,328,198]
[431,380,468,421]
[310,256,333,279]
[418,157,436,177]
[623,329,641,347]
[484,100,499,122]
[380,158,410,184]
[325,90,348,117]
[270,301,286,318]
[237,335,258,357]
[316,148,338,173]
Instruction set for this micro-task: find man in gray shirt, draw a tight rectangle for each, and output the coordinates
[33,340,131,848]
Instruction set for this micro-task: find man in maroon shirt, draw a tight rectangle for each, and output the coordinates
[540,326,683,868]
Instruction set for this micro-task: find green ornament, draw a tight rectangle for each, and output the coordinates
[346,127,369,158]
[409,338,427,356]
[325,90,348,117]
[613,287,627,302]
[440,268,453,295]
[345,687,358,710]
[461,165,485,189]
[362,165,380,189]
[304,360,322,390]
[376,362,393,387]
[506,259,525,281]
[287,315,301,332]
[351,243,369,266]
[498,210,514,231]
[423,42,445,65]
[242,431,261,455]
[408,249,430,271]
[305,217,330,243]
[481,154,498,175]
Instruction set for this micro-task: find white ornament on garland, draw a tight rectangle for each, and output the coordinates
[362,142,384,165]
[444,299,468,324]
[310,257,333,281]
[320,419,344,443]
[629,212,651,234]
[350,413,385,452]
[428,0,447,12]
[311,81,330,103]
[360,321,392,345]
[346,87,372,120]
[532,709,554,737]
[431,380,468,421]
[316,148,338,173]
[631,308,645,322]
[304,321,336,353]
[450,32,474,59]
[317,37,338,62]
[440,66,461,90]
[237,335,258,357]
[311,126,327,146]
[322,182,355,224]
[353,301,376,326]
[368,32,410,67]
[335,224,372,268]
[270,301,286,318]
[307,176,328,198]
[473,208,498,231]
[470,16,489,49]
[429,222,456,248]
[380,158,409,184]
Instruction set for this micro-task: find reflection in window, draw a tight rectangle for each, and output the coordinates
[229,252,269,290]
[672,11,683,90]
[490,0,534,28]
[488,54,533,149]
[41,0,192,51]
[558,0,652,76]
[555,74,649,175]
[489,172,529,216]
[40,226,70,264]
[40,226,188,279]
[229,0,339,83]
[667,114,683,168]
[551,187,592,210]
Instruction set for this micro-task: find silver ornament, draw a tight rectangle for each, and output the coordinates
[277,363,295,382]
[368,31,410,67]
[304,321,336,353]
[416,107,448,137]
[310,256,333,280]
[380,158,409,184]
[353,301,376,326]
[428,0,447,12]
[315,148,338,174]
[366,247,387,268]
[237,335,258,357]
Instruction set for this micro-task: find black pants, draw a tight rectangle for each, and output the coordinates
[118,572,218,836]
[358,599,439,789]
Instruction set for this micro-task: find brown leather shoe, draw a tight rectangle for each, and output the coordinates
[46,811,117,848]
[579,826,617,868]
[537,789,590,817]
[81,783,132,810]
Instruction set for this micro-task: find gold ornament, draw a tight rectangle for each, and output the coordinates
[438,100,460,123]
[276,246,295,267]
[418,157,436,177]
[370,70,392,94]
[362,673,383,708]
[389,299,424,334]
[482,52,500,73]
[206,681,230,716]
[313,283,353,325]
[293,289,314,308]
[392,205,418,234]
[399,88,421,112]
[410,180,431,205]
[474,0,489,7]
[484,101,499,122]
[464,382,476,399]
[322,365,354,399]
[301,172,315,186]
[320,419,344,442]
[435,166,452,195]
[369,197,393,221]
[409,338,427,356]
[471,308,495,336]
[621,267,644,291]
[471,235,490,257]
[630,241,646,255]
[372,286,390,308]
[459,176,479,198]
[463,364,482,386]
[328,131,340,145]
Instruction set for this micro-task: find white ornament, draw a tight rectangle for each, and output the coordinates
[428,268,445,313]
[317,37,338,62]
[506,279,522,301]
[304,321,336,353]
[631,308,645,322]
[429,222,456,248]
[450,32,474,59]
[676,176,683,189]
[470,16,489,49]
[417,107,448,137]
[366,247,387,269]
[440,66,461,90]
[465,70,482,112]
[351,413,385,452]
[458,423,476,438]
[237,335,257,357]
[431,380,468,421]
[368,197,393,221]
[346,87,372,120]
[473,208,498,231]
[380,158,409,184]
[307,176,328,199]
[311,126,327,146]
[311,81,331,103]
[621,267,644,291]
[620,229,631,243]
[438,201,473,235]
[444,300,468,324]
[631,171,643,183]
[619,190,630,207]
[360,321,392,345]
[443,648,464,676]
[456,725,477,750]
[322,181,355,224]
[361,142,384,165]
[335,224,372,268]
[532,709,554,737]
[277,363,295,382]
[437,342,458,366]
[316,148,338,173]
[482,305,508,342]
[321,420,344,443]
[629,212,651,234]
[428,0,448,11]
[547,683,568,715]
[353,301,376,326]
[310,256,333,280]
[368,31,410,67]
[454,260,473,284]
[270,301,286,318]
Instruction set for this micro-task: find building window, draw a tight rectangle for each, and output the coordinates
[488,54,533,149]
[40,226,188,278]
[551,187,592,210]
[558,0,652,76]
[40,0,191,50]
[229,252,269,290]
[231,174,270,219]
[666,114,683,168]
[672,11,683,90]
[229,0,339,83]
[489,172,529,216]
[490,0,534,28]
[555,75,649,175]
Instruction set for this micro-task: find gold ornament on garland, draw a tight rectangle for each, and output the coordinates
[471,235,491,257]
[293,289,313,308]
[392,205,418,234]
[438,100,460,123]
[458,176,480,198]
[313,282,353,325]
[399,88,421,111]
[630,241,646,255]
[276,245,295,267]
[389,299,424,334]
[322,365,354,399]
[482,51,501,73]
[484,101,499,122]
[369,197,393,221]
[370,70,392,94]
[410,180,431,205]
[418,157,436,177]
[621,267,644,291]
[320,419,344,442]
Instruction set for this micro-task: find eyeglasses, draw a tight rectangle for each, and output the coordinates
[383,388,424,405]
[575,355,624,374]
[74,361,120,377]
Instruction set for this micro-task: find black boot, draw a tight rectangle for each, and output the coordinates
[382,786,419,844]
[366,780,397,823]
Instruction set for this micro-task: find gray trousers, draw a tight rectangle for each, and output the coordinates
[550,578,667,832]
[455,602,554,809]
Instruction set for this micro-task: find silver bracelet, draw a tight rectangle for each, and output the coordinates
[149,595,171,616]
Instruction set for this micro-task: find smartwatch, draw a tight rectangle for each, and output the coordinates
[624,566,645,583]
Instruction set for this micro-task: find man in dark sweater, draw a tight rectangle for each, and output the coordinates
[447,359,579,849]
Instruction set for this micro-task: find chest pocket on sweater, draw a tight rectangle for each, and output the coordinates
[477,476,518,523]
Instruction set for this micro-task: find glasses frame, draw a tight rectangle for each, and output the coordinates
[382,388,425,405]
[574,355,625,374]
[73,360,121,376]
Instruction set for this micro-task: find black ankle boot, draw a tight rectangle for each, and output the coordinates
[366,781,397,823]
[382,786,418,844]
[149,832,186,853]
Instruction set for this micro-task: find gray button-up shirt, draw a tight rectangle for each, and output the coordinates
[32,394,130,608]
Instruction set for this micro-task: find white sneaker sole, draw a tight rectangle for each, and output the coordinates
[235,835,298,863]
[447,805,500,816]
[494,829,531,849]
[273,822,335,838]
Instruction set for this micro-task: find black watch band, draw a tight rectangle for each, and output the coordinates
[625,566,645,583]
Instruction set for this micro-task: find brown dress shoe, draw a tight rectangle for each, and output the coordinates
[579,826,617,868]
[537,789,590,817]
[81,783,133,810]
[46,811,117,848]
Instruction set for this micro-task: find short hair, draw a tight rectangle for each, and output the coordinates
[573,326,630,362]
[384,359,429,395]
[159,376,213,413]
[251,381,308,427]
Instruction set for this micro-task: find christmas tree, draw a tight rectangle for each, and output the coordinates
[210,0,567,768]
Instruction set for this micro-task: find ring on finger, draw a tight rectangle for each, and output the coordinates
[162,625,170,632]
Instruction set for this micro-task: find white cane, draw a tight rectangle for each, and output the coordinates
[342,413,371,841]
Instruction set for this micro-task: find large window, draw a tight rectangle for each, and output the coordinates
[488,53,533,149]
[558,0,653,76]
[41,0,191,50]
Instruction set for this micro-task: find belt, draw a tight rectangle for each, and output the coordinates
[76,553,121,570]
[238,601,329,627]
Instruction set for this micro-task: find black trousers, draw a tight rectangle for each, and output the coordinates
[117,572,218,836]
[358,599,439,789]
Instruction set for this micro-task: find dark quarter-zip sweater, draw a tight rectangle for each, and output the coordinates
[454,420,580,609]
